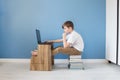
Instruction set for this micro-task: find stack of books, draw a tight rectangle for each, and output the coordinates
[68,55,84,69]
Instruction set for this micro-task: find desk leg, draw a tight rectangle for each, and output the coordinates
[52,55,54,65]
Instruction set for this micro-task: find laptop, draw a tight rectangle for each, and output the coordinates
[36,29,53,44]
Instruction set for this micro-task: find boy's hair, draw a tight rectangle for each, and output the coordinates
[62,21,74,29]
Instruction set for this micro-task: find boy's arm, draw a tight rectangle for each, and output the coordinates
[63,33,70,48]
[47,39,63,43]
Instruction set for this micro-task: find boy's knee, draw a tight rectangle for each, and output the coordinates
[52,47,64,55]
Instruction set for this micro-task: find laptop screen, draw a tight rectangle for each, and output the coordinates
[36,29,41,44]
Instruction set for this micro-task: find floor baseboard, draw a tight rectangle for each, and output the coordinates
[0,59,107,63]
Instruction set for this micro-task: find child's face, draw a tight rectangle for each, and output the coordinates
[63,26,71,33]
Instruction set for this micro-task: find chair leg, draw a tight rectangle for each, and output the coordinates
[81,62,85,70]
[68,55,70,69]
[68,63,70,69]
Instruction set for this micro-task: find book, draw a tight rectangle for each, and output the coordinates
[69,59,82,63]
[70,66,83,69]
[70,55,81,59]
[70,63,84,69]
[69,62,83,66]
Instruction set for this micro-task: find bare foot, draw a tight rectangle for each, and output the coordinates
[31,50,38,56]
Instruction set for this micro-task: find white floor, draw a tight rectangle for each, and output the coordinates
[0,59,120,80]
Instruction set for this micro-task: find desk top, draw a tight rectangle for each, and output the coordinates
[38,42,53,45]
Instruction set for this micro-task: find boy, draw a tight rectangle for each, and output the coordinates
[48,21,84,55]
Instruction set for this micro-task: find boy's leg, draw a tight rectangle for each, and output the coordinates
[52,47,81,55]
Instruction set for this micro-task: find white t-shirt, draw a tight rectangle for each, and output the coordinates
[66,30,84,52]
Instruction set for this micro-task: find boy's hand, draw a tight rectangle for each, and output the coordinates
[46,40,52,42]
[46,40,53,43]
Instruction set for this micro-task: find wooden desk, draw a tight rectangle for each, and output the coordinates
[30,44,53,71]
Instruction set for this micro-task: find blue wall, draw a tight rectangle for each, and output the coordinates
[0,0,105,59]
